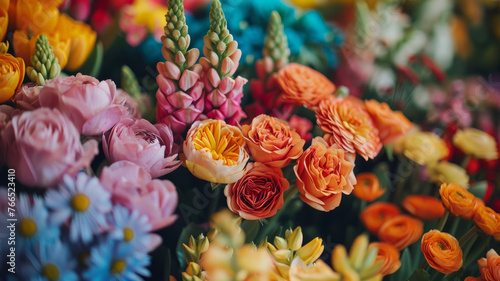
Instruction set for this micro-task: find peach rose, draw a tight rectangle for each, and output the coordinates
[473,206,500,238]
[378,215,423,250]
[183,119,249,184]
[294,137,356,212]
[369,242,401,276]
[352,172,385,202]
[478,249,500,281]
[242,114,305,168]
[364,99,413,144]
[317,97,382,160]
[421,230,463,274]
[225,162,289,220]
[277,63,335,108]
[360,202,401,235]
[439,183,479,219]
[402,195,445,220]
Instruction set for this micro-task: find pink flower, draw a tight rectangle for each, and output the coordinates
[102,118,181,178]
[100,161,178,231]
[183,0,210,12]
[0,108,98,188]
[12,83,41,111]
[289,116,313,142]
[114,89,141,119]
[39,73,127,136]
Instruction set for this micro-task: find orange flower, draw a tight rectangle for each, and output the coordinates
[478,249,500,281]
[360,202,400,235]
[277,63,335,108]
[473,206,500,239]
[421,230,463,274]
[464,277,484,281]
[402,195,445,220]
[0,0,7,10]
[439,183,479,219]
[316,97,382,160]
[0,42,25,103]
[13,30,71,69]
[352,172,385,202]
[0,8,6,42]
[15,0,59,35]
[369,242,401,276]
[378,215,423,250]
[242,114,305,168]
[294,137,355,212]
[364,99,413,144]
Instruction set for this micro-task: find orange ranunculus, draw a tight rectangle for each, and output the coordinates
[369,242,401,276]
[294,137,356,212]
[378,215,423,250]
[364,99,413,144]
[0,42,25,103]
[242,114,305,168]
[277,63,335,108]
[352,172,385,202]
[439,183,479,219]
[478,249,500,281]
[15,0,59,35]
[0,8,6,42]
[317,97,382,160]
[464,277,484,281]
[402,195,445,220]
[57,13,97,71]
[421,230,463,274]
[183,119,249,184]
[360,202,400,235]
[224,162,289,220]
[0,0,7,10]
[473,206,500,238]
[13,30,71,69]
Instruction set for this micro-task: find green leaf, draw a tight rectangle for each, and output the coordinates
[390,248,412,281]
[385,144,394,162]
[175,223,205,270]
[408,269,430,281]
[241,220,261,244]
[76,41,103,77]
[468,181,487,198]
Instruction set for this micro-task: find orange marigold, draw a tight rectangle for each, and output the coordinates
[439,183,479,219]
[421,230,463,274]
[352,172,385,202]
[378,215,423,250]
[360,202,400,235]
[364,99,413,144]
[402,195,445,220]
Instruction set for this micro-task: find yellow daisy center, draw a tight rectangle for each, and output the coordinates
[123,227,134,242]
[192,120,241,166]
[19,218,37,238]
[42,263,60,281]
[71,193,90,212]
[110,259,127,274]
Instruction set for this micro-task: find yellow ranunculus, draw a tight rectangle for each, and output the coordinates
[426,161,470,188]
[15,0,59,35]
[0,8,7,42]
[13,30,71,69]
[57,13,97,71]
[0,42,25,103]
[453,128,498,160]
[393,131,449,165]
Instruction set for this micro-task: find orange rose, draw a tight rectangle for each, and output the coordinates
[364,99,413,144]
[352,172,385,202]
[378,215,423,250]
[402,195,445,220]
[0,8,6,42]
[0,42,25,103]
[360,202,400,235]
[421,230,463,274]
[13,30,71,69]
[369,242,401,276]
[277,63,335,108]
[294,137,355,212]
[224,162,289,220]
[473,206,500,238]
[316,97,382,160]
[478,249,500,281]
[15,0,59,35]
[242,114,305,168]
[439,183,479,219]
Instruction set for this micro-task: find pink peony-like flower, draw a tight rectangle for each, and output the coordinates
[12,83,41,111]
[114,89,141,119]
[39,73,127,136]
[224,162,289,220]
[100,161,178,231]
[103,118,181,178]
[0,108,98,188]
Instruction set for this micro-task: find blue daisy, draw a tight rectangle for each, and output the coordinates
[45,173,112,244]
[21,239,78,281]
[108,205,160,252]
[84,238,151,281]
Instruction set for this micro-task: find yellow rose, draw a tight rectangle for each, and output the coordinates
[15,0,59,35]
[0,8,7,42]
[0,42,25,103]
[57,13,97,71]
[453,128,498,160]
[426,161,470,188]
[394,131,449,165]
[13,30,71,69]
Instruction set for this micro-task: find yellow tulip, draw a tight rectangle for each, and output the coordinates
[13,30,71,69]
[15,0,59,35]
[0,8,6,42]
[297,237,324,265]
[0,42,25,103]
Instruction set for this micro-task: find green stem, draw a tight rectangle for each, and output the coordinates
[458,225,479,246]
[430,270,443,281]
[461,231,479,259]
[448,214,461,236]
[463,236,491,269]
[435,210,450,232]
[390,176,407,203]
[208,185,223,216]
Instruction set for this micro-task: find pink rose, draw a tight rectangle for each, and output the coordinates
[1,108,98,188]
[12,83,41,111]
[289,116,313,142]
[103,118,181,178]
[100,161,178,231]
[39,73,127,135]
